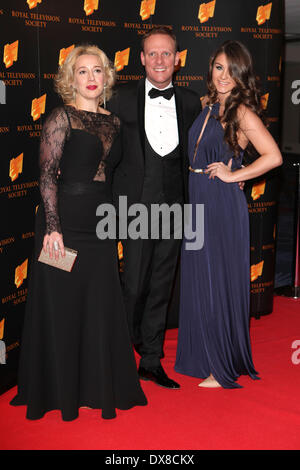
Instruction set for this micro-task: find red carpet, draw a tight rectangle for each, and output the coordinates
[0,295,299,450]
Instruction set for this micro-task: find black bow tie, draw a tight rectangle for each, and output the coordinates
[148,87,174,100]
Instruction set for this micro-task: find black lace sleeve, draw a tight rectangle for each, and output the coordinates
[39,107,70,234]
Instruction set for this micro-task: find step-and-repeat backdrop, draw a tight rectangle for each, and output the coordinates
[0,0,283,393]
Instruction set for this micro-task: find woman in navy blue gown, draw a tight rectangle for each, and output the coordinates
[175,41,282,388]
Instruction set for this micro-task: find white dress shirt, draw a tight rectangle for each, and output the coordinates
[145,78,179,157]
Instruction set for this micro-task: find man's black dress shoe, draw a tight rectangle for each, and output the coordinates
[138,365,180,389]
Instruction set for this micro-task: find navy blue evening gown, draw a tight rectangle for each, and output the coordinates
[175,103,259,388]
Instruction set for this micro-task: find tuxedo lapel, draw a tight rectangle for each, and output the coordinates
[137,79,146,159]
[173,86,185,156]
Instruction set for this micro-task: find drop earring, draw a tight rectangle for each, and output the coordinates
[103,84,107,109]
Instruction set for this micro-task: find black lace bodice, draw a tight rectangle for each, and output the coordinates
[39,106,120,234]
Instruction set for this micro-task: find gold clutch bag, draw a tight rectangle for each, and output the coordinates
[38,247,78,272]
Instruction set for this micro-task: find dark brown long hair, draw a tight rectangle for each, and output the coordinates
[206,40,267,157]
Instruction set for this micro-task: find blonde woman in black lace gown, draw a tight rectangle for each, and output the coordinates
[11,45,147,420]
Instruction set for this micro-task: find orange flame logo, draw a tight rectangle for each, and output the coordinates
[118,241,123,260]
[251,179,266,201]
[140,0,156,21]
[114,48,130,72]
[256,3,272,25]
[31,94,46,121]
[59,45,75,66]
[198,0,216,23]
[15,259,28,288]
[9,153,23,182]
[84,0,99,16]
[0,319,4,341]
[27,0,42,9]
[179,50,187,67]
[261,93,269,110]
[251,261,264,282]
[175,50,187,72]
[3,41,19,69]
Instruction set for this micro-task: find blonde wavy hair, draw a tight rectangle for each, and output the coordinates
[54,44,116,106]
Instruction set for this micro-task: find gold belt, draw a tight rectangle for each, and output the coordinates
[189,166,205,174]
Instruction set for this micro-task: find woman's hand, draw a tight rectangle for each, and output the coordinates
[43,232,65,260]
[205,159,235,183]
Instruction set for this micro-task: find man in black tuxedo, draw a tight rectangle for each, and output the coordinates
[108,27,201,389]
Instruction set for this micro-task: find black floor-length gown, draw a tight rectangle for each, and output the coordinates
[175,103,259,388]
[11,106,147,420]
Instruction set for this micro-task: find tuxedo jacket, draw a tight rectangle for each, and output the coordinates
[107,79,202,206]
